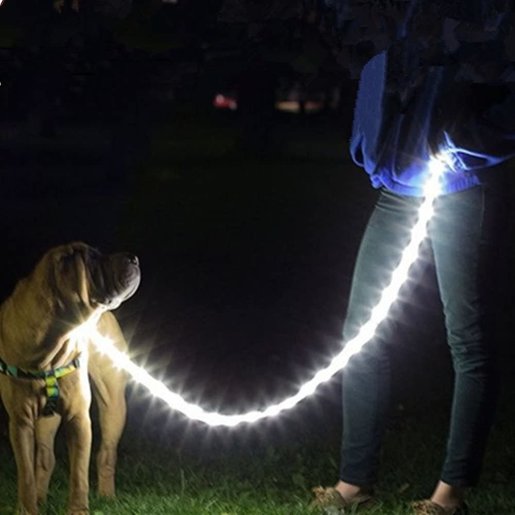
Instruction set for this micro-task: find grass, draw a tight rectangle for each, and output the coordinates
[2,391,515,514]
[2,109,515,514]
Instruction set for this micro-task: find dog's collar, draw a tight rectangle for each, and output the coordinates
[0,356,81,416]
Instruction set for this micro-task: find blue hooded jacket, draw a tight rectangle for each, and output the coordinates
[349,3,515,197]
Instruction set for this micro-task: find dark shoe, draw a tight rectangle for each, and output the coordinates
[411,499,469,515]
[311,486,377,513]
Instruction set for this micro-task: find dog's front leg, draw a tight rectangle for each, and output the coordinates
[9,419,38,515]
[35,414,62,505]
[90,362,127,498]
[89,311,129,498]
[95,388,126,498]
[64,412,92,515]
[60,368,93,515]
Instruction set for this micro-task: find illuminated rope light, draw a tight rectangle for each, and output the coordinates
[75,156,447,427]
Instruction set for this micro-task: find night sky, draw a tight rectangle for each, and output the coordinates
[1,0,515,443]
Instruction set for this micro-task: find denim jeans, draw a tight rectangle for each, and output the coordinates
[340,184,503,487]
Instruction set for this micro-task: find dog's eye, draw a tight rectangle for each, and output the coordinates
[85,248,102,265]
[55,250,79,275]
[60,251,77,264]
[59,246,87,266]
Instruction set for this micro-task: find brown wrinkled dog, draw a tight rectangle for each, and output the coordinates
[0,242,141,514]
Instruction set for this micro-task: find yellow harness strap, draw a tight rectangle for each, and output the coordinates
[0,356,81,416]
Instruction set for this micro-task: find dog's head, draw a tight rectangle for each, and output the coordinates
[36,242,141,319]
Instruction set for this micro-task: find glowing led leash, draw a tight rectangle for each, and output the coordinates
[74,156,447,427]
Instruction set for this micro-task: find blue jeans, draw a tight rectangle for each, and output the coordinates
[340,184,502,487]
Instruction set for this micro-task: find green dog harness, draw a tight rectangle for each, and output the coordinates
[0,356,81,416]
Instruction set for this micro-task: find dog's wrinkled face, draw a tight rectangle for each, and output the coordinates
[41,242,141,316]
[84,246,141,309]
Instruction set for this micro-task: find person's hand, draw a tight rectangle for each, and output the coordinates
[435,131,501,173]
[434,132,466,173]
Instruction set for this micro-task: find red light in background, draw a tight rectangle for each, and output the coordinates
[213,94,238,111]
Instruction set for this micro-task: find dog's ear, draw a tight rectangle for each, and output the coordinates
[46,244,96,316]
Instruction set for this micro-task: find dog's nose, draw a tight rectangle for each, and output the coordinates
[125,253,139,266]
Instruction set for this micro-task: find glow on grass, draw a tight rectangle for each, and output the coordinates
[74,156,447,427]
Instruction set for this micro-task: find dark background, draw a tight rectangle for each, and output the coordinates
[1,0,515,448]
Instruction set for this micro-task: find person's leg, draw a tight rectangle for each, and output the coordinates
[338,189,423,494]
[425,184,502,509]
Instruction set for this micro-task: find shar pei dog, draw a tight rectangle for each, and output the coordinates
[0,242,140,514]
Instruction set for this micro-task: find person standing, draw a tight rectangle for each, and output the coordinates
[312,1,515,514]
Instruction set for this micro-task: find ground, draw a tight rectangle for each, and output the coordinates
[1,108,515,513]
